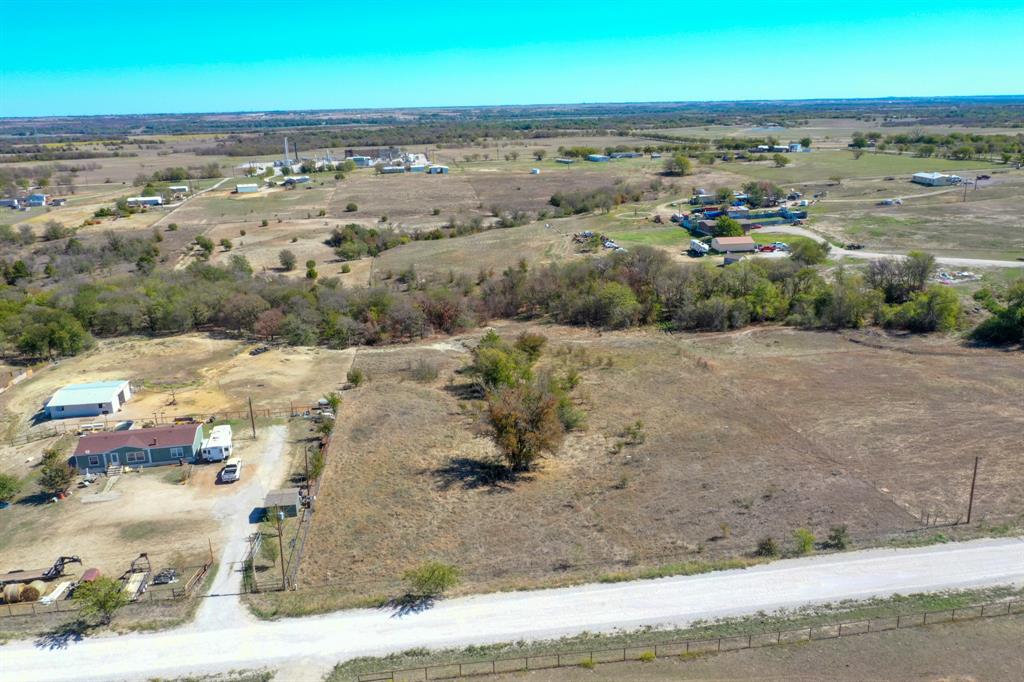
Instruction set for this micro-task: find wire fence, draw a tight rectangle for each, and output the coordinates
[356,599,1024,681]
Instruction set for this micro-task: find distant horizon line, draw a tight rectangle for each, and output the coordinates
[3,93,1024,121]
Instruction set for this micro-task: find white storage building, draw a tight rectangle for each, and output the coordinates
[912,172,962,187]
[45,380,132,419]
[126,196,163,206]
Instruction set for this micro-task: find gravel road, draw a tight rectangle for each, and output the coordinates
[6,537,1022,682]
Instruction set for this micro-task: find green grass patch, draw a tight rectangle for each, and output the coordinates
[598,557,761,583]
[118,519,183,542]
[606,226,689,247]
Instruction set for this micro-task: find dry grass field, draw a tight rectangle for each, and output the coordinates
[297,324,1024,603]
[481,613,1024,682]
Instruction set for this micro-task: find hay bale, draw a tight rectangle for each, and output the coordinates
[3,583,23,603]
[21,580,45,602]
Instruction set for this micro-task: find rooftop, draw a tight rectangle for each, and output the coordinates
[264,487,301,508]
[74,424,201,456]
[713,236,756,245]
[48,380,130,408]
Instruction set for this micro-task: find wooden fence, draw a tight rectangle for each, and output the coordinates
[357,599,1024,681]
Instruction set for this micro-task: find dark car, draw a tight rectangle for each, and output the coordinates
[152,568,178,585]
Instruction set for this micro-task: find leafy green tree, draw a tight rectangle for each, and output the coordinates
[73,576,129,624]
[40,460,74,493]
[403,561,460,598]
[663,152,692,176]
[711,216,744,238]
[278,250,297,271]
[772,153,791,167]
[533,149,546,161]
[793,528,815,555]
[790,240,831,265]
[799,137,812,148]
[194,235,214,259]
[970,279,1024,344]
[486,382,565,471]
[885,286,962,332]
[219,238,232,251]
[0,473,22,503]
[756,536,779,557]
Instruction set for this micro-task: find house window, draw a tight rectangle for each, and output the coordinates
[170,447,184,458]
[125,451,147,464]
[88,455,100,467]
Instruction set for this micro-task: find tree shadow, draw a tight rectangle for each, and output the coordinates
[34,618,94,650]
[381,593,437,618]
[429,457,526,492]
[442,381,483,401]
[16,491,57,507]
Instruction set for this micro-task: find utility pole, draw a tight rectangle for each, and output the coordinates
[248,396,256,439]
[276,510,287,590]
[966,456,981,524]
[303,446,310,489]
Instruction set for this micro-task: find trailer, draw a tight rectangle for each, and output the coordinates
[689,239,710,256]
[120,554,151,601]
[200,424,233,462]
[0,556,81,587]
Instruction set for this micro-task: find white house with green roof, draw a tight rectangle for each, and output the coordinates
[45,380,132,419]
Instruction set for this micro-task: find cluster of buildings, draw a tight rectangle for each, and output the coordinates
[747,143,805,154]
[43,380,235,473]
[0,193,65,210]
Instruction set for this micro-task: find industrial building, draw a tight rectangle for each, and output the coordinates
[912,172,962,187]
[45,380,132,419]
[126,196,163,206]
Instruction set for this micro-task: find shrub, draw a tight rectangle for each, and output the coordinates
[219,238,232,251]
[261,219,269,227]
[755,536,779,557]
[410,359,439,382]
[0,473,22,503]
[826,525,850,550]
[340,264,351,274]
[486,382,564,471]
[793,528,815,555]
[403,561,460,598]
[790,240,831,265]
[347,367,365,387]
[345,202,358,212]
[278,249,297,271]
[638,651,656,663]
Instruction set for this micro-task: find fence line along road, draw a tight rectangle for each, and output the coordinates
[357,599,1024,681]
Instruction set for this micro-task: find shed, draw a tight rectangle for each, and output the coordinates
[126,196,163,206]
[46,380,132,419]
[235,183,260,193]
[71,424,204,472]
[555,158,574,164]
[380,166,406,174]
[168,185,189,194]
[586,154,610,162]
[264,488,301,517]
[726,206,750,219]
[350,156,372,167]
[427,165,449,174]
[711,236,757,253]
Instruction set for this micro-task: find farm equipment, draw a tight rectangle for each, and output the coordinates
[120,553,151,601]
[0,555,82,587]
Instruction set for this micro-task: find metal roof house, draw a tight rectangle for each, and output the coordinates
[586,154,611,162]
[427,165,449,174]
[27,194,49,207]
[911,172,962,187]
[126,196,163,206]
[71,424,204,472]
[45,380,132,419]
[235,183,260,193]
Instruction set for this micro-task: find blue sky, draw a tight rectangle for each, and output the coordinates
[1,0,1022,117]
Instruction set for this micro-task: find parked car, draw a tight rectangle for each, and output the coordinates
[250,346,270,356]
[748,223,763,230]
[845,243,865,250]
[219,458,242,483]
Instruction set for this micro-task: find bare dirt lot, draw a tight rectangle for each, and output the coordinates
[297,324,1024,602]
